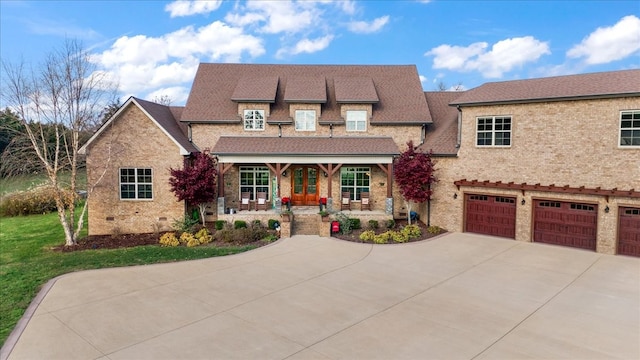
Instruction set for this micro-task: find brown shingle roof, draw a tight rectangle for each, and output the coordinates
[231,76,279,102]
[419,91,464,156]
[182,64,431,124]
[284,76,327,103]
[134,98,199,154]
[211,136,399,156]
[334,77,379,103]
[451,69,640,106]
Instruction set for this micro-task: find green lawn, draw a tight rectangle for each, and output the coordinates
[0,210,257,347]
[0,170,87,196]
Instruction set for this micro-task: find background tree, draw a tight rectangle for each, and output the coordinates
[394,140,437,225]
[169,151,218,226]
[1,39,118,246]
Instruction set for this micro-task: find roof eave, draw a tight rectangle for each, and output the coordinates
[451,92,640,107]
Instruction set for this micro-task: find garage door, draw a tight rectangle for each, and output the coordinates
[533,200,597,251]
[618,207,640,257]
[465,194,516,238]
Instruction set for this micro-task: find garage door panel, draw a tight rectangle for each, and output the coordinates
[534,200,597,251]
[618,207,640,257]
[465,194,516,239]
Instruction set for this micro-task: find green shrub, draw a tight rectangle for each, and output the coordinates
[262,234,278,243]
[368,220,379,229]
[402,224,422,239]
[335,212,352,234]
[348,218,361,230]
[373,231,392,244]
[391,230,409,243]
[359,230,376,242]
[172,216,198,233]
[0,185,76,217]
[195,228,212,245]
[385,219,395,229]
[159,232,179,247]
[234,220,247,229]
[427,225,444,234]
[215,220,226,230]
[268,219,279,229]
[252,219,262,227]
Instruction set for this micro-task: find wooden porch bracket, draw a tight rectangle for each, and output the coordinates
[376,163,393,198]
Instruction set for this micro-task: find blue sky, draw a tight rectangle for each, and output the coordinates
[1,0,639,105]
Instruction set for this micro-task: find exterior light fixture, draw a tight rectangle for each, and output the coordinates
[605,205,610,213]
[453,193,458,199]
[521,199,526,205]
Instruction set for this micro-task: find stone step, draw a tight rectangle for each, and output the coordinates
[292,214,320,235]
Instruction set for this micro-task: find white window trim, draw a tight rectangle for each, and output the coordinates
[346,110,367,132]
[119,168,153,200]
[295,110,316,131]
[475,115,512,148]
[243,109,265,131]
[340,166,371,200]
[239,166,270,201]
[619,110,640,148]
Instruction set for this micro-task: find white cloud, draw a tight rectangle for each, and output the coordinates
[425,36,550,78]
[567,15,640,65]
[146,86,191,105]
[226,1,320,34]
[94,21,264,95]
[347,15,389,34]
[277,35,334,58]
[165,0,223,18]
[419,75,427,84]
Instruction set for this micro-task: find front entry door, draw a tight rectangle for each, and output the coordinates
[291,166,319,206]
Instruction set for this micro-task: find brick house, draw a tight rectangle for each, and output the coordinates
[80,65,640,255]
[420,69,640,256]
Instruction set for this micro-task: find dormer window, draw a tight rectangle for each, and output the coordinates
[295,110,316,131]
[244,110,265,131]
[346,110,367,131]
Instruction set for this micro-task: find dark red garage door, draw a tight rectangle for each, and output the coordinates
[533,200,597,251]
[465,194,516,239]
[618,207,640,257]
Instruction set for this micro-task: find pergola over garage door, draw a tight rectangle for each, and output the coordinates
[533,200,597,251]
[465,194,516,239]
[618,207,640,257]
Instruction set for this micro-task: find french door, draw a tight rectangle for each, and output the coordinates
[291,166,319,206]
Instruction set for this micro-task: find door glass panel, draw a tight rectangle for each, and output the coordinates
[293,168,303,194]
[307,168,317,194]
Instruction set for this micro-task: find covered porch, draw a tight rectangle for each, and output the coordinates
[211,136,400,217]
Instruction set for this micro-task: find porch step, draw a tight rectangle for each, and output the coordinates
[292,214,319,235]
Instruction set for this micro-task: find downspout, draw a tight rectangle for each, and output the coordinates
[456,105,462,148]
[421,123,426,144]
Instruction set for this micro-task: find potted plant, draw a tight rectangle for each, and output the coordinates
[318,210,330,222]
[281,209,293,222]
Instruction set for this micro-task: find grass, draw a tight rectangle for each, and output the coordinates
[0,169,87,196]
[0,209,257,348]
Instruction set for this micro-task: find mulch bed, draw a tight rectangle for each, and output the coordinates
[55,219,443,252]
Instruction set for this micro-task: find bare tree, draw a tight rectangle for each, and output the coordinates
[1,40,118,246]
[152,94,173,106]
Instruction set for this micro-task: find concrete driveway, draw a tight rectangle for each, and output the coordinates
[2,233,639,360]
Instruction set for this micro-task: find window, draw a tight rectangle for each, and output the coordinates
[340,167,370,200]
[620,110,640,147]
[244,110,265,131]
[120,168,152,200]
[239,166,269,200]
[476,116,511,146]
[295,110,316,131]
[346,110,367,131]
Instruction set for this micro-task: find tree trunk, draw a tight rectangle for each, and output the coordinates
[198,203,208,226]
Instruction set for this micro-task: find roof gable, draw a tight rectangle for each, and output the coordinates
[231,76,279,102]
[79,97,198,156]
[334,77,379,103]
[452,69,640,106]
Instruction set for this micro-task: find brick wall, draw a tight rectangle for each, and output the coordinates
[426,97,640,254]
[85,104,186,235]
